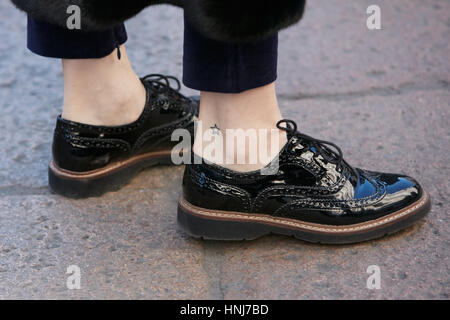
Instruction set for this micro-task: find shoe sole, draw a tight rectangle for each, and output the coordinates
[49,149,174,198]
[177,192,431,244]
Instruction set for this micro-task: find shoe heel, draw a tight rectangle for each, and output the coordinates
[177,198,270,241]
[48,164,139,198]
[48,153,175,198]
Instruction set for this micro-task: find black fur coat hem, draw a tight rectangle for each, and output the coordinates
[11,0,306,43]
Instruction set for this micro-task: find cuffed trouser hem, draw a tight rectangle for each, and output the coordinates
[27,16,127,59]
[27,16,279,94]
[182,20,278,93]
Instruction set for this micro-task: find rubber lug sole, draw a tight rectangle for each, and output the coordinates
[177,192,431,244]
[49,150,174,198]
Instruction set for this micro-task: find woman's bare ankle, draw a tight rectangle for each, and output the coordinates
[61,45,146,126]
[194,83,287,172]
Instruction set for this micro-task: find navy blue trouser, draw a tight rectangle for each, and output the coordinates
[27,17,278,93]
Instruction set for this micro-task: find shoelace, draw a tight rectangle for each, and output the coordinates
[277,119,356,176]
[142,74,190,106]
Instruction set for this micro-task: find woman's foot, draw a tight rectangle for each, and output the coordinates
[178,119,431,244]
[50,45,200,198]
[49,74,198,198]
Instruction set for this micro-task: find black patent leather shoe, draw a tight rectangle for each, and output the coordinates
[178,119,431,244]
[49,74,198,198]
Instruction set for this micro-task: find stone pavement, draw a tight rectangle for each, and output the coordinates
[0,0,449,299]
